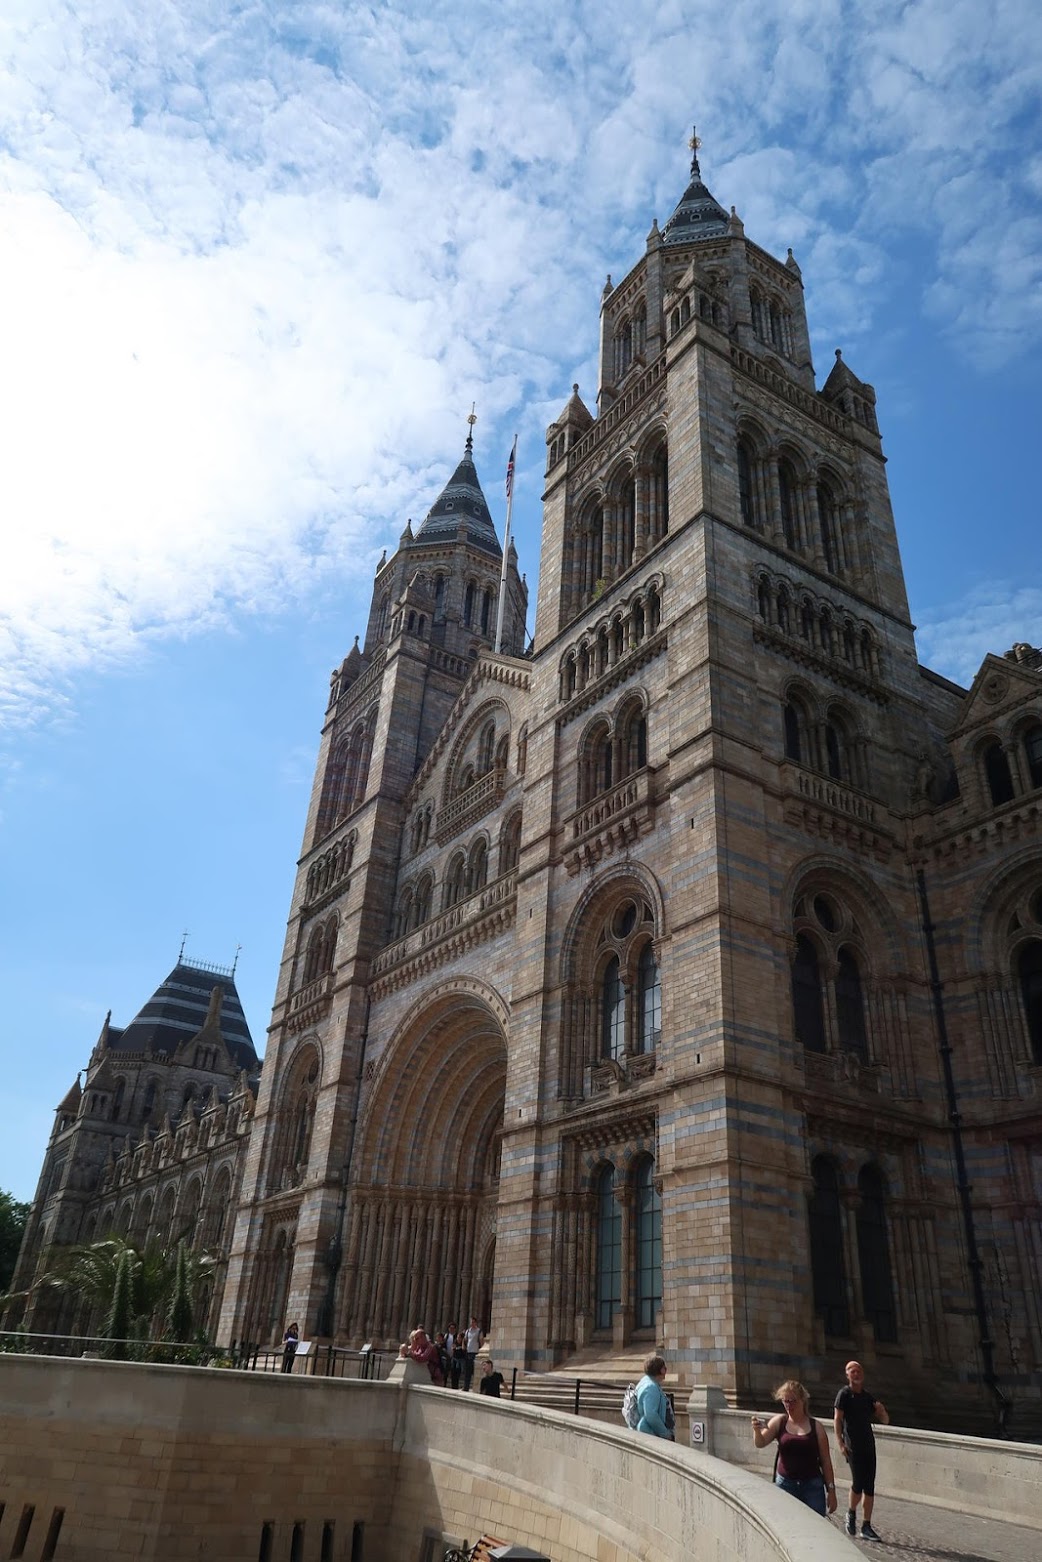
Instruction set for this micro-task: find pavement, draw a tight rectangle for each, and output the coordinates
[823,1493,1038,1562]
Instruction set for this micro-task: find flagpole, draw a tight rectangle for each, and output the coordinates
[494,436,517,654]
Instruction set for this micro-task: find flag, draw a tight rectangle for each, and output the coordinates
[505,438,517,500]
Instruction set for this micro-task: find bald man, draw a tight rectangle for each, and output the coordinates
[834,1360,889,1540]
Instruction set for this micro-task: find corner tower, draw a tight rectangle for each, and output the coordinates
[221,430,527,1344]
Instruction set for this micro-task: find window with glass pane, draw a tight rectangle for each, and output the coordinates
[791,934,826,1052]
[856,1164,897,1343]
[836,947,868,1061]
[634,1159,662,1329]
[601,957,626,1060]
[638,943,661,1052]
[595,1165,621,1329]
[1018,939,1042,1063]
[808,1157,848,1336]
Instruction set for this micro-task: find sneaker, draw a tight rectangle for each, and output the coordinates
[845,1511,857,1536]
[860,1523,882,1542]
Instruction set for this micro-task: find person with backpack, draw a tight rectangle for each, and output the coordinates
[752,1380,837,1517]
[633,1354,672,1438]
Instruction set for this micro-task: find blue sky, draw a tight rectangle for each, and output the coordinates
[1,0,1040,1204]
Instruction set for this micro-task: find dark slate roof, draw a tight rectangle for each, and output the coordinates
[662,147,729,245]
[416,435,501,555]
[110,962,259,1071]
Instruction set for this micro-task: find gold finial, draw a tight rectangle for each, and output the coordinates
[466,401,477,451]
[688,125,701,153]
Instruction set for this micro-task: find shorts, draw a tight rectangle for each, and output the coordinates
[846,1443,877,1498]
[775,1475,827,1516]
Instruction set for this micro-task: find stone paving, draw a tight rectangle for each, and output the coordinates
[824,1493,1038,1562]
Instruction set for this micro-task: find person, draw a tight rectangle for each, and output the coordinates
[434,1331,451,1382]
[478,1358,505,1397]
[635,1354,672,1438]
[281,1321,299,1374]
[407,1327,444,1386]
[463,1315,483,1392]
[835,1360,889,1541]
[751,1379,837,1518]
[450,1327,467,1390]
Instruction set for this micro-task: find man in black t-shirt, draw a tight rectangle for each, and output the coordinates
[834,1360,889,1541]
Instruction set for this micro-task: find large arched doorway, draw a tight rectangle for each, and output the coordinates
[338,983,507,1345]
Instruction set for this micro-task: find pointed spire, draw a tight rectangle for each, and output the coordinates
[414,429,500,555]
[663,124,729,245]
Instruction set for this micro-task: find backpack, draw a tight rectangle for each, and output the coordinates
[622,1383,641,1429]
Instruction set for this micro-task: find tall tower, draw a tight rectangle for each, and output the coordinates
[491,131,982,1416]
[223,138,1042,1434]
[220,431,527,1344]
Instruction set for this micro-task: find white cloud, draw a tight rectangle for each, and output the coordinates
[0,0,1039,728]
[916,584,1042,686]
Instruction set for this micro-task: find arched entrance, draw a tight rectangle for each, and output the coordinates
[337,983,507,1345]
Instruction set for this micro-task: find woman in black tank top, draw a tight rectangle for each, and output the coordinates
[751,1379,838,1518]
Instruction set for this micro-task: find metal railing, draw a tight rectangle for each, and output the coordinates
[0,1330,393,1380]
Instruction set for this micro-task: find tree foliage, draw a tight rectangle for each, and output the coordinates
[0,1191,30,1291]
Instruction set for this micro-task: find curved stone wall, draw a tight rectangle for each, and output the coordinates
[0,1356,853,1562]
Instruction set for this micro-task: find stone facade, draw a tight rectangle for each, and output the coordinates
[12,142,1042,1437]
[7,962,259,1339]
[218,144,1042,1436]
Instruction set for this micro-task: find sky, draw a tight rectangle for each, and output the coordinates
[1,0,1040,1204]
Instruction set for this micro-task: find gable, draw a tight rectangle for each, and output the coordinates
[948,653,1042,740]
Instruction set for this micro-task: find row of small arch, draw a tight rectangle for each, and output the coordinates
[560,582,663,700]
[756,572,880,675]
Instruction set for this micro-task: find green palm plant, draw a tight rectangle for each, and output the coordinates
[103,1248,134,1359]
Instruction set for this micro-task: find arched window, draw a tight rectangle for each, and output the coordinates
[633,302,647,358]
[601,956,626,1061]
[111,1079,125,1121]
[836,948,868,1061]
[464,581,475,626]
[414,874,433,926]
[984,741,1015,806]
[619,704,647,777]
[637,943,661,1053]
[1025,724,1042,789]
[777,588,791,633]
[433,574,446,620]
[633,1158,662,1330]
[142,1078,159,1122]
[808,1157,848,1336]
[582,721,613,804]
[825,716,850,782]
[444,852,467,909]
[778,460,798,550]
[500,812,522,875]
[594,1165,621,1330]
[784,700,805,763]
[517,724,528,776]
[817,483,838,572]
[481,589,493,635]
[738,438,758,529]
[791,934,826,1052]
[856,1165,897,1343]
[468,837,489,894]
[1018,939,1042,1064]
[586,505,604,598]
[651,443,669,538]
[477,720,496,775]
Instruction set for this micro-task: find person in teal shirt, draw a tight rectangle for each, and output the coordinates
[636,1354,671,1437]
